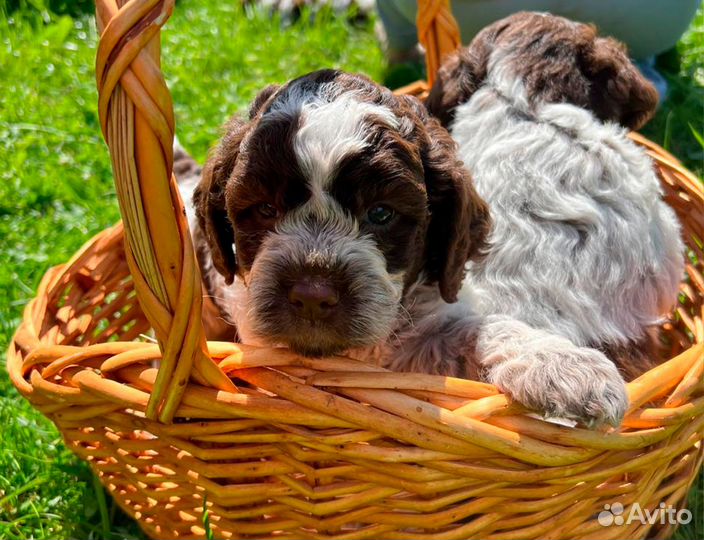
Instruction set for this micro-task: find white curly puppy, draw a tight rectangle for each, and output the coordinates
[425,12,684,427]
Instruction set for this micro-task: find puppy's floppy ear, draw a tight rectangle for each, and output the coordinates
[426,49,485,128]
[421,115,491,303]
[425,22,502,127]
[193,85,280,284]
[193,116,249,285]
[581,36,658,130]
[248,84,281,119]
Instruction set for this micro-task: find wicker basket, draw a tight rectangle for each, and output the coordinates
[7,0,703,539]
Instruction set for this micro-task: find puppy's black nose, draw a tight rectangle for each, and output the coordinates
[288,278,339,320]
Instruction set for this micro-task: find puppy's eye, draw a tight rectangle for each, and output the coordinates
[366,205,395,226]
[255,203,279,219]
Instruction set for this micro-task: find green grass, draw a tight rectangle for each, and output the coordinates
[0,1,701,538]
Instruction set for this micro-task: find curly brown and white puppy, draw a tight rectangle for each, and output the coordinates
[425,12,684,427]
[177,69,490,372]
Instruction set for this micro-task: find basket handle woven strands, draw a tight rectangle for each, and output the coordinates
[94,0,237,424]
[6,0,704,539]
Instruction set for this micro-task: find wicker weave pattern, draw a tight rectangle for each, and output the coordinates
[6,1,704,539]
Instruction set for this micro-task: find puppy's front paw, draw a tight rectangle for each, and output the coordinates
[486,342,628,428]
[384,316,481,378]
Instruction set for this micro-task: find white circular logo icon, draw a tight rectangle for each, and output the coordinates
[598,503,625,526]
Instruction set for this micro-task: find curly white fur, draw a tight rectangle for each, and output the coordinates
[457,76,683,346]
[411,72,684,426]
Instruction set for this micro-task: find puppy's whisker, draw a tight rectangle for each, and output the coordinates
[216,316,236,327]
[204,294,229,303]
[397,304,414,327]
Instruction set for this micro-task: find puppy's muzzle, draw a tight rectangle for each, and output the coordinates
[245,211,402,356]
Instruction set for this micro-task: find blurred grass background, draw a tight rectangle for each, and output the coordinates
[0,0,701,538]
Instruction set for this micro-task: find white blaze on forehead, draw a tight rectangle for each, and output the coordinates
[294,92,399,194]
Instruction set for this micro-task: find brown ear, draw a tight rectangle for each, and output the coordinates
[248,84,281,119]
[582,36,658,130]
[425,21,503,127]
[421,116,491,302]
[193,116,250,285]
[193,86,280,284]
[426,48,485,128]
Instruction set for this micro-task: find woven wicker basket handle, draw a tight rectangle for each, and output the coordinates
[95,0,236,423]
[417,0,462,86]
